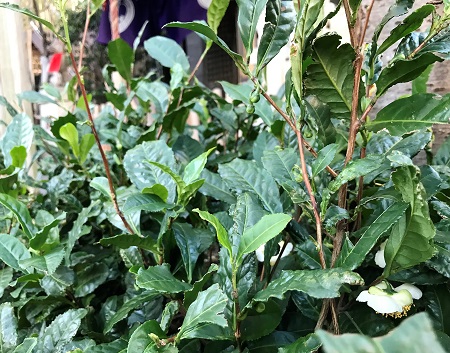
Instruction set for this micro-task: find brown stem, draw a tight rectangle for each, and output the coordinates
[316,299,330,330]
[188,45,209,84]
[296,129,326,269]
[342,0,356,47]
[69,52,134,234]
[359,0,375,47]
[266,237,290,287]
[78,0,91,72]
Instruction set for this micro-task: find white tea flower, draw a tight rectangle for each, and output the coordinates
[255,241,293,266]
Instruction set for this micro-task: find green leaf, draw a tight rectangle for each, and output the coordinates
[35,309,88,353]
[0,113,33,167]
[377,5,434,55]
[0,3,63,41]
[207,0,230,33]
[183,148,215,185]
[328,155,384,193]
[412,64,432,94]
[184,264,219,308]
[317,313,445,353]
[19,246,65,275]
[104,291,159,333]
[79,134,95,165]
[164,22,245,70]
[74,263,109,297]
[262,148,299,185]
[0,303,17,349]
[144,36,190,72]
[136,264,192,293]
[59,123,80,159]
[123,193,170,214]
[12,337,37,353]
[108,39,133,83]
[135,81,169,122]
[17,90,57,106]
[85,339,127,353]
[198,170,236,204]
[252,269,363,304]
[336,202,409,270]
[0,234,30,271]
[384,166,435,275]
[143,184,170,203]
[305,35,355,118]
[177,284,228,341]
[237,213,291,264]
[173,223,214,282]
[0,96,18,117]
[235,0,269,58]
[278,333,321,353]
[124,141,177,202]
[367,94,450,136]
[0,267,12,298]
[256,0,295,73]
[161,301,180,333]
[194,209,232,256]
[376,53,442,97]
[312,144,339,178]
[10,146,27,168]
[127,320,167,353]
[425,285,450,336]
[219,159,282,213]
[0,194,36,238]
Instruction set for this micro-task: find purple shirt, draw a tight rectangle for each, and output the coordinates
[97,0,207,46]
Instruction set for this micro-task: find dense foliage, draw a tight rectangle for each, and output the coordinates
[0,0,450,352]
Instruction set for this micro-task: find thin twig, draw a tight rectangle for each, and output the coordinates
[342,0,356,47]
[69,52,134,234]
[358,0,376,47]
[78,0,91,72]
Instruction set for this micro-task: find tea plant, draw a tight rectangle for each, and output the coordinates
[0,0,450,352]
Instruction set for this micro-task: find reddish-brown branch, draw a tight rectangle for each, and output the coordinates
[69,52,134,234]
[342,0,356,47]
[296,129,326,269]
[359,0,376,47]
[78,0,91,72]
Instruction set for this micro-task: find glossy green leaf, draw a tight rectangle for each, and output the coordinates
[35,309,88,353]
[376,53,442,97]
[412,64,432,94]
[74,263,109,297]
[17,91,57,107]
[262,148,299,185]
[79,134,95,164]
[177,284,228,341]
[0,234,30,271]
[19,246,65,275]
[144,36,190,72]
[10,146,26,168]
[104,291,159,333]
[136,264,192,293]
[59,123,80,159]
[219,158,282,213]
[377,5,434,55]
[123,141,177,202]
[0,302,17,349]
[127,320,167,353]
[184,264,219,309]
[194,209,232,256]
[278,333,321,353]
[336,202,409,270]
[0,194,36,238]
[0,113,33,167]
[312,144,339,178]
[123,193,170,214]
[183,148,214,185]
[384,166,435,275]
[256,0,295,73]
[328,155,384,193]
[425,285,450,336]
[108,38,133,83]
[0,267,12,298]
[161,301,180,333]
[135,81,169,122]
[367,94,450,136]
[143,184,170,203]
[317,313,445,353]
[235,0,269,58]
[207,0,230,33]
[252,269,363,304]
[199,169,236,204]
[237,213,291,264]
[12,337,37,353]
[173,223,214,282]
[304,35,355,118]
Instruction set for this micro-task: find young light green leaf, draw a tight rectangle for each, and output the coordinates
[173,223,214,282]
[336,202,409,270]
[59,123,80,159]
[305,35,355,118]
[123,193,170,214]
[108,38,134,83]
[144,36,190,72]
[9,146,26,168]
[100,233,157,252]
[194,209,232,256]
[136,264,192,293]
[104,291,159,333]
[384,166,435,275]
[256,0,295,74]
[278,333,321,353]
[312,144,339,178]
[0,194,36,238]
[183,147,215,185]
[207,0,230,34]
[377,5,434,55]
[177,284,228,341]
[251,269,363,304]
[0,113,33,167]
[237,213,291,264]
[366,94,450,136]
[79,133,95,165]
[127,320,167,353]
[317,313,445,353]
[17,91,57,106]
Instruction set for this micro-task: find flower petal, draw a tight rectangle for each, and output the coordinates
[395,283,422,299]
[374,241,387,268]
[366,295,403,314]
[255,244,265,262]
[280,242,293,258]
[356,290,371,303]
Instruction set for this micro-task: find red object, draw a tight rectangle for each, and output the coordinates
[48,53,63,73]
